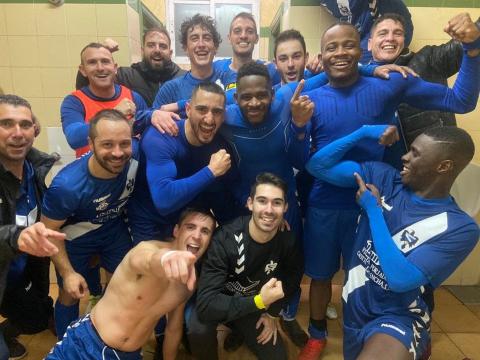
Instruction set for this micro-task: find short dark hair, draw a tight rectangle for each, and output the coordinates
[274,29,306,58]
[191,82,226,106]
[321,22,360,49]
[80,42,112,63]
[178,207,216,229]
[0,94,32,111]
[250,172,288,200]
[230,12,257,33]
[180,14,221,49]
[422,126,475,168]
[143,26,171,46]
[237,61,271,87]
[88,109,131,140]
[371,13,407,35]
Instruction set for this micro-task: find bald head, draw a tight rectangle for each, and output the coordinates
[321,22,360,51]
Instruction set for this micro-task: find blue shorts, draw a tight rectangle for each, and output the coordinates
[343,315,430,360]
[303,207,359,280]
[58,227,132,287]
[45,314,141,360]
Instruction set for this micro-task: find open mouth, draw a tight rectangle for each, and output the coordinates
[195,51,210,57]
[332,60,350,69]
[199,124,215,135]
[187,244,200,255]
[381,44,397,51]
[286,71,298,81]
[95,74,110,80]
[400,165,409,176]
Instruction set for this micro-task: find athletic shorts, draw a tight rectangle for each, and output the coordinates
[343,315,430,360]
[57,227,132,287]
[45,314,141,360]
[303,207,359,280]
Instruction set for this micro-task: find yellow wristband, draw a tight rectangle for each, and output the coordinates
[254,294,266,309]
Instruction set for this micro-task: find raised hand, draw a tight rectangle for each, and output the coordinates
[259,278,284,308]
[290,80,314,128]
[444,12,480,43]
[208,149,231,177]
[160,250,197,291]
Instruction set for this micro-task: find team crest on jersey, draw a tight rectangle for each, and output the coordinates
[93,194,111,211]
[95,201,109,211]
[265,260,278,275]
[400,229,419,250]
[392,212,448,253]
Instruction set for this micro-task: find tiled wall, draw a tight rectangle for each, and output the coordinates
[0,1,140,175]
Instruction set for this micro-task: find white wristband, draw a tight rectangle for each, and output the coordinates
[160,250,176,267]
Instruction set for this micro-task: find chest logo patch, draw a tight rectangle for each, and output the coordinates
[265,260,278,275]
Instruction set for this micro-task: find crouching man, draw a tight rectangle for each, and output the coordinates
[189,172,304,359]
[45,207,216,360]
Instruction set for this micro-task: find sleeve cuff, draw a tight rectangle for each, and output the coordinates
[462,37,480,51]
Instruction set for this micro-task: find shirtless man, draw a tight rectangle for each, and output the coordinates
[45,207,215,360]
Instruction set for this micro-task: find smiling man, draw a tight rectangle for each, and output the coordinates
[128,83,233,244]
[214,12,281,92]
[41,109,139,340]
[76,28,185,107]
[298,15,480,359]
[152,15,229,115]
[61,43,148,157]
[46,207,216,360]
[368,13,480,158]
[306,124,479,360]
[190,173,303,360]
[0,95,65,359]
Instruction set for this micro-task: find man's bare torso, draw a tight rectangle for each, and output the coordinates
[90,241,192,351]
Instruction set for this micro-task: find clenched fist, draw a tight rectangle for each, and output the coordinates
[208,149,231,177]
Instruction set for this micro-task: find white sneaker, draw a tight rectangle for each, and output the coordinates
[326,303,338,320]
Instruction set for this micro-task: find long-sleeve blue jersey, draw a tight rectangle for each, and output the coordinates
[128,120,237,243]
[306,51,480,210]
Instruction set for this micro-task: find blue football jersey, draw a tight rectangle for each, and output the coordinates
[42,142,139,241]
[343,161,479,328]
